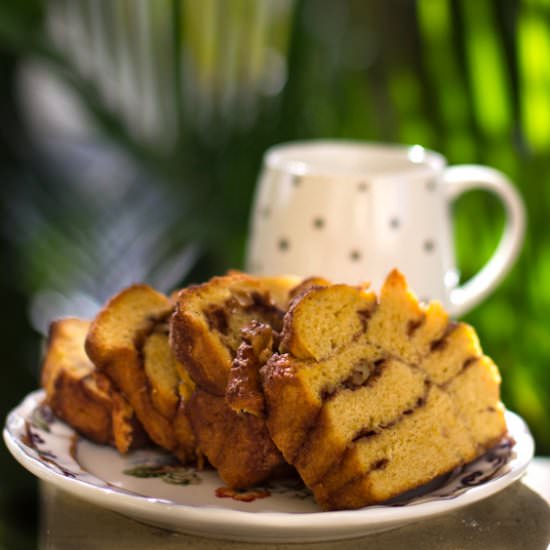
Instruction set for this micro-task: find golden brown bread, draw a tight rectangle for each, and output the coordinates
[42,270,507,510]
[170,273,297,486]
[170,273,295,396]
[261,270,507,510]
[41,318,146,453]
[85,285,196,463]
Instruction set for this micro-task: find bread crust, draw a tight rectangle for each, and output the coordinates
[85,285,196,462]
[187,388,286,488]
[42,318,145,453]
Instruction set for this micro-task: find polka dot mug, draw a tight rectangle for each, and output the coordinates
[246,141,525,317]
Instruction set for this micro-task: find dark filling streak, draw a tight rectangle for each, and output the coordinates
[249,291,278,311]
[430,337,447,353]
[441,356,481,390]
[216,292,284,335]
[204,306,229,335]
[352,429,377,442]
[372,458,389,471]
[327,457,390,498]
[320,359,386,402]
[233,291,284,320]
[361,359,385,387]
[245,302,285,333]
[357,307,374,332]
[407,314,426,338]
[462,356,478,370]
[403,396,426,416]
[152,319,170,335]
[134,313,166,350]
[146,310,172,324]
[351,392,428,443]
[429,321,459,352]
[271,330,282,350]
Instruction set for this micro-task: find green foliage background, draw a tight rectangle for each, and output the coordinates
[0,0,549,545]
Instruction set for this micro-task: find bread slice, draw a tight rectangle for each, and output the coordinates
[41,318,145,453]
[85,285,196,463]
[261,270,507,510]
[170,273,297,486]
[170,273,296,396]
[186,322,287,487]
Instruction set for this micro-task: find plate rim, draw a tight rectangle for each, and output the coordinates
[3,389,535,537]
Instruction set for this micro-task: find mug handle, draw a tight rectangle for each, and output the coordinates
[443,165,526,317]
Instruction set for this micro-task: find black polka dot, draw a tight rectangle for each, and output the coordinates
[423,239,435,252]
[426,179,437,192]
[313,217,325,229]
[292,175,301,186]
[350,250,361,261]
[389,217,400,229]
[278,238,290,251]
[357,181,369,192]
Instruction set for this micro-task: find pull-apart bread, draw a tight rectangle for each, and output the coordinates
[170,273,298,487]
[85,285,196,463]
[40,270,508,512]
[41,318,145,453]
[261,270,507,510]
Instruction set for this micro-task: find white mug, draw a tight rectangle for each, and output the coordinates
[245,141,526,317]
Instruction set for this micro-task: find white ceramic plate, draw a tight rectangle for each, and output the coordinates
[4,390,534,543]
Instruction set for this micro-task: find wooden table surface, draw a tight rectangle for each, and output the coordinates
[40,458,550,550]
